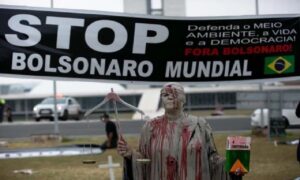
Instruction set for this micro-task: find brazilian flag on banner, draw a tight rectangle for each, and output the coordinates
[264,55,295,74]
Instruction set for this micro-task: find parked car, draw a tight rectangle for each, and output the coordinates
[33,97,82,121]
[251,108,300,128]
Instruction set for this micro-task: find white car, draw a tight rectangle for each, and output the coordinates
[33,97,82,121]
[251,108,300,128]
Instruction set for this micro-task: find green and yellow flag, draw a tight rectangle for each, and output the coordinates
[264,55,295,74]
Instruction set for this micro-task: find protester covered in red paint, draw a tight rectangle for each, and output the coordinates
[118,82,229,180]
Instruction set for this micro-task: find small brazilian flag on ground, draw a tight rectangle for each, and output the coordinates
[264,55,295,74]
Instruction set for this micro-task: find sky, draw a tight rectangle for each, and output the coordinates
[186,0,300,16]
[0,0,124,12]
[0,0,299,15]
[0,0,299,84]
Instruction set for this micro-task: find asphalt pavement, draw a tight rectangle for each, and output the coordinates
[0,116,251,139]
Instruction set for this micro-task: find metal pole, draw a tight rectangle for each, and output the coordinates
[24,99,28,121]
[53,80,59,134]
[50,0,53,8]
[161,0,164,16]
[146,0,152,15]
[113,100,121,135]
[255,0,259,15]
[50,0,59,134]
[255,0,265,133]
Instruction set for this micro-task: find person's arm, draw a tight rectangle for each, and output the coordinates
[117,120,151,180]
[203,121,230,180]
[106,132,114,147]
[118,120,150,158]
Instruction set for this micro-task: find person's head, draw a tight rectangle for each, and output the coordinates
[101,113,110,123]
[160,82,186,112]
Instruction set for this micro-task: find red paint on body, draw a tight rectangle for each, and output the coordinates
[150,116,177,179]
[195,141,202,180]
[180,126,191,180]
[167,155,177,180]
[163,85,180,109]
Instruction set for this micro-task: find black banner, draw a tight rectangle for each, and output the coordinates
[0,6,300,84]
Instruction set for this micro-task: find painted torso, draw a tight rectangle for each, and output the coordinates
[139,114,206,180]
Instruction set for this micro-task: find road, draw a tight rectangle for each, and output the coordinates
[0,116,251,139]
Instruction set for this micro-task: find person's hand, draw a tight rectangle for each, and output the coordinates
[234,168,245,176]
[117,136,132,158]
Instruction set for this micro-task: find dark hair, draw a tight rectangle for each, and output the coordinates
[102,113,109,119]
